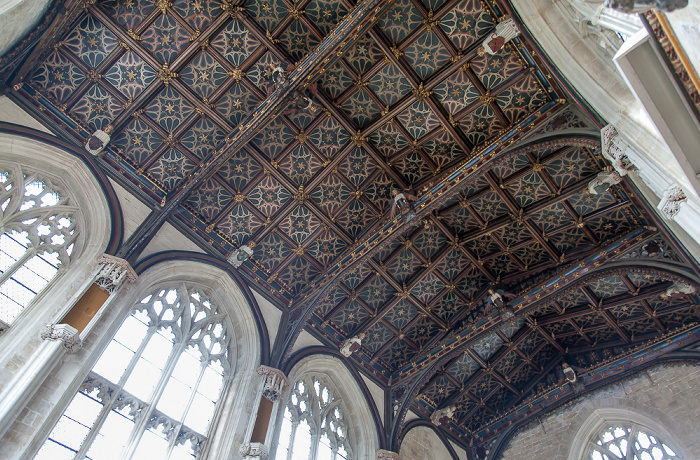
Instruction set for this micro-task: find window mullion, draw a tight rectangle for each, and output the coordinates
[310,431,320,460]
[287,421,298,460]
[71,319,156,460]
[122,341,187,460]
[163,418,185,459]
[164,360,208,457]
[179,359,208,431]
[0,245,36,286]
[72,387,119,460]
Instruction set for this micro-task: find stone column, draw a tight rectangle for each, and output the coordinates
[0,254,136,440]
[0,324,80,439]
[239,365,290,459]
[378,449,400,459]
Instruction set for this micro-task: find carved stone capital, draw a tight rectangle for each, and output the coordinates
[657,185,687,220]
[257,365,290,402]
[601,125,638,176]
[240,442,269,459]
[95,254,137,293]
[40,323,81,353]
[377,449,400,460]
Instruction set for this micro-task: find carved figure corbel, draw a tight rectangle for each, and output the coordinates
[587,170,622,195]
[340,332,365,357]
[479,18,520,55]
[228,243,255,268]
[657,185,687,219]
[604,0,687,13]
[85,124,114,156]
[431,405,456,426]
[662,281,695,300]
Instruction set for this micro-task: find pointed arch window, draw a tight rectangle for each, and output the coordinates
[35,285,231,460]
[0,164,78,328]
[588,425,680,460]
[276,377,350,460]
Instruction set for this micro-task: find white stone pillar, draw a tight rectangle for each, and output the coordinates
[378,449,400,459]
[239,365,290,459]
[0,254,136,441]
[0,324,80,439]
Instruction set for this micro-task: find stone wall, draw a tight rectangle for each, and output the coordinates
[498,363,700,459]
[401,425,454,460]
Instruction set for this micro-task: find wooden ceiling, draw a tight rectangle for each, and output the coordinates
[3,0,700,455]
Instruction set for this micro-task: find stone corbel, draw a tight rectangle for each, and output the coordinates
[479,18,520,55]
[40,323,81,353]
[240,442,269,460]
[587,170,622,194]
[657,185,687,220]
[340,332,365,357]
[257,365,290,402]
[94,254,138,293]
[431,405,456,426]
[377,449,400,459]
[601,124,638,176]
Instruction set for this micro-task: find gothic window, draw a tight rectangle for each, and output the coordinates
[588,425,680,460]
[0,164,78,328]
[276,377,350,460]
[35,285,231,460]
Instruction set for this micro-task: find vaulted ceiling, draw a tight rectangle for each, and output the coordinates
[2,0,700,456]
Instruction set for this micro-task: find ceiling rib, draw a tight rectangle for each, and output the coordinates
[112,0,390,262]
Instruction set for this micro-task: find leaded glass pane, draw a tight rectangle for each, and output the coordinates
[0,165,78,326]
[36,285,231,459]
[589,425,680,460]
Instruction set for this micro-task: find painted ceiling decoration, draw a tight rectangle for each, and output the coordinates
[2,0,700,455]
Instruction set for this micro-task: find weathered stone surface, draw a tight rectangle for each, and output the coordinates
[499,364,700,460]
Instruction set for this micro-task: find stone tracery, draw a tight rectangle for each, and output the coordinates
[0,162,79,326]
[35,284,231,459]
[276,376,351,460]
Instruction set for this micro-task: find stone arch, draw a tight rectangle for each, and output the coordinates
[275,353,381,459]
[133,251,271,365]
[23,258,263,459]
[568,407,688,460]
[0,130,117,371]
[507,0,689,189]
[399,421,462,460]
